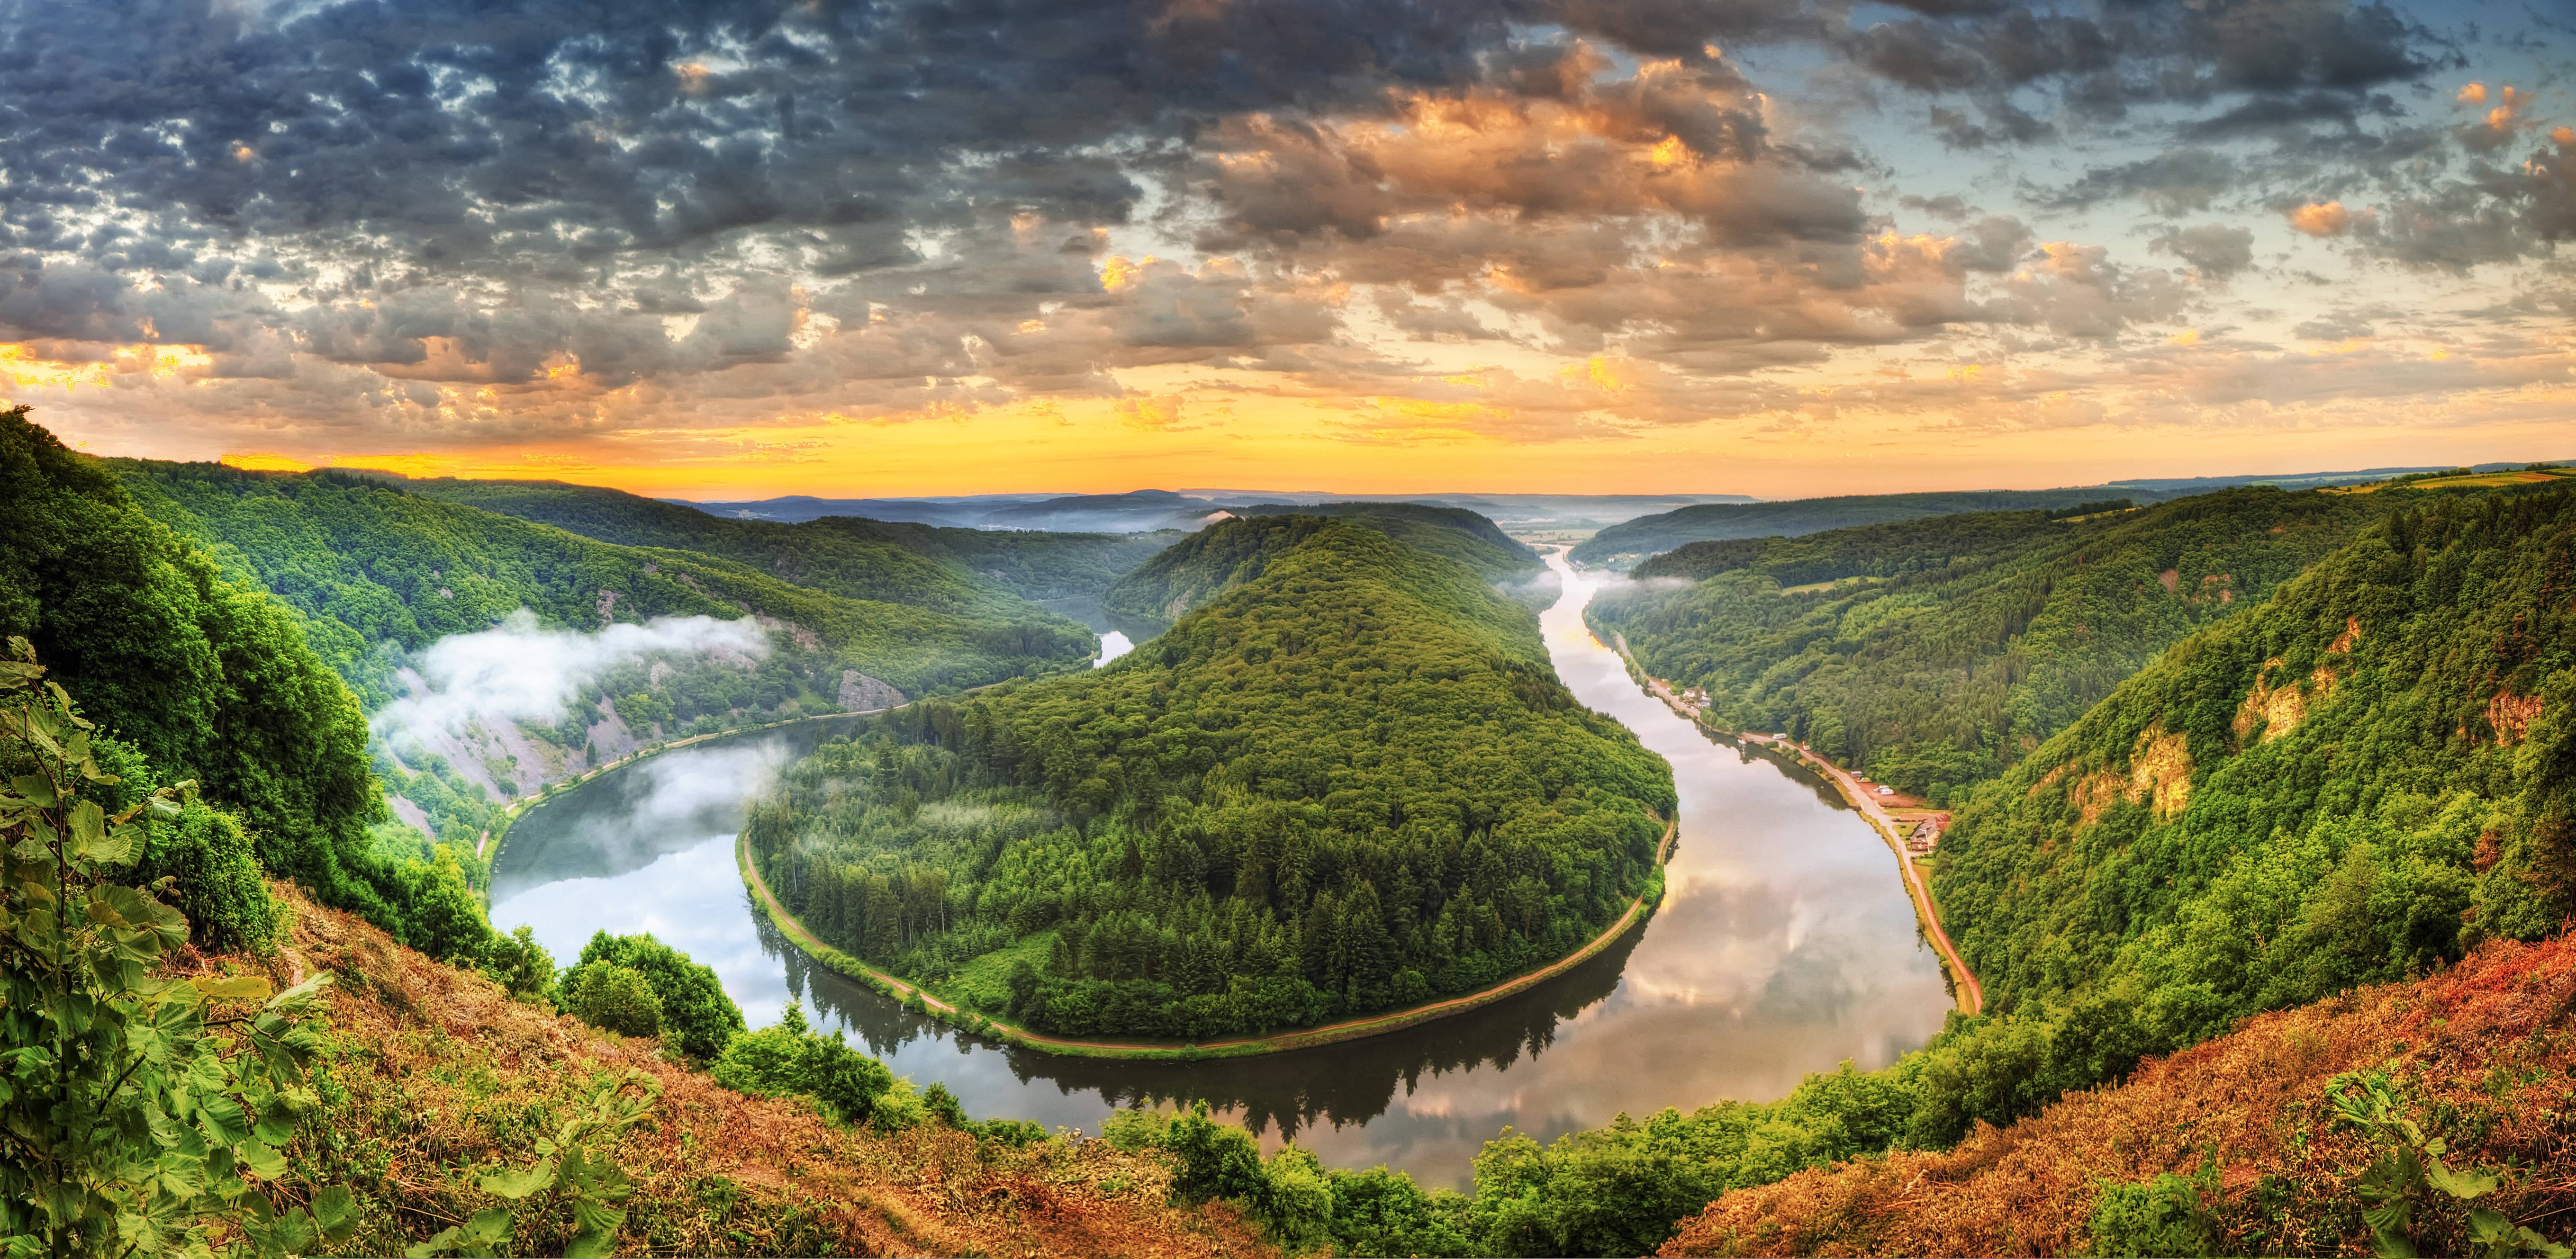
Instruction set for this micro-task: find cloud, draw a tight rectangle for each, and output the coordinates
[2151,224,2259,279]
[2049,148,2241,216]
[0,0,2558,469]
[2287,200,2359,236]
[373,611,769,751]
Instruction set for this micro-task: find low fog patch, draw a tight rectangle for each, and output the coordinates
[373,610,770,754]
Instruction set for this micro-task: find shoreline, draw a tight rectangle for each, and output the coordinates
[479,705,886,884]
[738,812,1678,1061]
[1603,630,1985,1016]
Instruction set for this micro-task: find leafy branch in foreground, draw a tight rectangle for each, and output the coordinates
[2331,1070,2570,1259]
[0,635,349,1259]
[405,1069,660,1259]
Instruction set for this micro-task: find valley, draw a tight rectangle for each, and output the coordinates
[482,549,1953,1188]
[7,396,2573,1257]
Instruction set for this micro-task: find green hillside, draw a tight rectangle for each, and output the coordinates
[409,477,1174,610]
[0,405,509,957]
[1588,489,2392,798]
[109,459,1100,851]
[1237,502,1545,583]
[1934,482,2576,1057]
[1569,488,2166,570]
[1105,506,1546,637]
[116,461,1094,703]
[746,517,1673,1039]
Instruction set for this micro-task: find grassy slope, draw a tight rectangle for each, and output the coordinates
[244,884,1276,1258]
[112,460,1092,703]
[1103,509,1543,637]
[1658,928,2576,1258]
[410,477,1172,608]
[1568,487,2164,569]
[1586,488,2392,795]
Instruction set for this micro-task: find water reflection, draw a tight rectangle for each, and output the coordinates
[489,551,1951,1188]
[1094,630,1134,667]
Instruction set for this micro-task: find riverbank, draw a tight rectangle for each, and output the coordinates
[738,812,1678,1062]
[1605,631,1983,1016]
[479,705,885,882]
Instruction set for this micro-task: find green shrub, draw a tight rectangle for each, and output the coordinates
[480,925,558,1001]
[2087,1169,2218,1258]
[563,964,664,1040]
[570,931,744,1060]
[148,795,284,952]
[707,1005,895,1127]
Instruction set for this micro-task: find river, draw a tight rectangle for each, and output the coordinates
[488,551,1952,1189]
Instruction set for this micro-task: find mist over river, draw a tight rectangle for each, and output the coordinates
[488,552,1952,1188]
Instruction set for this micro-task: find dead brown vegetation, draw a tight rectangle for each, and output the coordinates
[239,885,1276,1259]
[1658,929,2576,1258]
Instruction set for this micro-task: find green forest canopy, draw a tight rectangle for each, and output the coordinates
[746,516,1674,1039]
[1587,488,2396,799]
[0,407,508,956]
[114,458,1096,706]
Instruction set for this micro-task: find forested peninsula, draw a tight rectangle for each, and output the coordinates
[746,516,1674,1040]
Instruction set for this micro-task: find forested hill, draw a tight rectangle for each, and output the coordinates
[1569,486,2172,569]
[1103,509,1543,637]
[746,518,1674,1040]
[1934,484,2576,1051]
[0,401,391,932]
[0,405,511,953]
[1236,502,1545,584]
[111,455,1103,849]
[115,459,1094,704]
[410,477,1176,609]
[1588,488,2393,799]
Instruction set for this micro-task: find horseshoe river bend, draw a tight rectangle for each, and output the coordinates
[487,552,1954,1189]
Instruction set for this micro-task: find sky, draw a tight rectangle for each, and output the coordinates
[0,0,2569,499]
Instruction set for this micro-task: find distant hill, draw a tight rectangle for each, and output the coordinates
[410,478,1173,611]
[1572,464,2576,569]
[675,489,1758,537]
[982,489,1234,533]
[1237,502,1547,591]
[1586,488,2396,796]
[681,494,1034,527]
[1569,487,2189,568]
[1103,505,1546,637]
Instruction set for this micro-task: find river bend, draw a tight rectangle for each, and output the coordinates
[489,551,1951,1187]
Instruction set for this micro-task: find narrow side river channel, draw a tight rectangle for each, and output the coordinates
[489,551,1952,1188]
